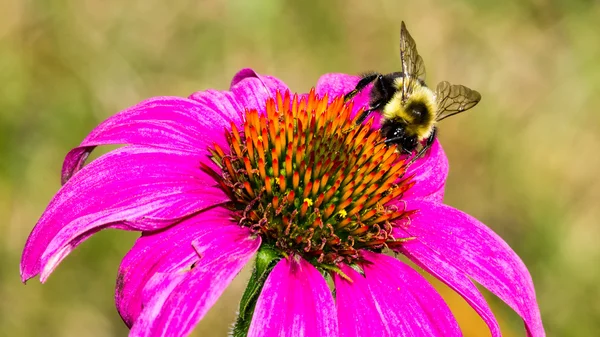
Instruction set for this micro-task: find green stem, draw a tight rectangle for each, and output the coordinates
[231,245,281,337]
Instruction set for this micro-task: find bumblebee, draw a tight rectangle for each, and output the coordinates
[344,21,481,157]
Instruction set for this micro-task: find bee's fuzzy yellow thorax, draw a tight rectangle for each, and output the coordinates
[383,81,437,140]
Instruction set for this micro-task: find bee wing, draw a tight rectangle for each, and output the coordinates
[400,21,426,82]
[435,81,481,121]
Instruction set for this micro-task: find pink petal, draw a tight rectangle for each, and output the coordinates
[229,68,290,116]
[129,224,260,337]
[397,240,502,337]
[21,146,228,282]
[62,97,231,184]
[190,68,289,121]
[315,73,375,125]
[402,138,449,202]
[230,68,289,99]
[334,264,389,337]
[187,89,245,127]
[248,256,338,337]
[116,207,233,327]
[397,200,545,337]
[335,252,461,337]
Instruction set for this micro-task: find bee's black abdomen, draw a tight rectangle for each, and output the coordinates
[380,120,418,153]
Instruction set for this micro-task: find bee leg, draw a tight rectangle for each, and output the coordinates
[355,100,384,125]
[354,74,389,124]
[407,128,437,166]
[344,73,380,101]
[420,128,437,157]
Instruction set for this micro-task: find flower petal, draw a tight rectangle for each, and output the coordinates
[129,223,260,337]
[190,68,289,120]
[231,68,289,98]
[397,241,502,337]
[247,256,338,337]
[334,264,389,337]
[116,207,233,327]
[187,89,245,127]
[229,68,290,116]
[397,200,545,337]
[315,73,375,124]
[21,146,228,282]
[402,138,449,202]
[62,97,231,184]
[335,252,461,337]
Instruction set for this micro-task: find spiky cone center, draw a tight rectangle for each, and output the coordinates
[205,89,415,267]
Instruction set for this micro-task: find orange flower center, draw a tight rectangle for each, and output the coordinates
[204,89,415,266]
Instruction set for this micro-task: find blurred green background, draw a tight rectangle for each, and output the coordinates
[1,0,599,336]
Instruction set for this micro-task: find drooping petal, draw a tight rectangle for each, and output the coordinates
[315,73,373,121]
[396,240,502,337]
[21,146,228,282]
[229,68,290,116]
[397,200,545,337]
[247,256,338,337]
[190,68,290,122]
[116,207,233,327]
[402,138,448,202]
[129,223,260,337]
[335,252,461,337]
[62,97,231,184]
[231,68,289,100]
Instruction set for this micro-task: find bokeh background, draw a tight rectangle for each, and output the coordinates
[1,0,599,336]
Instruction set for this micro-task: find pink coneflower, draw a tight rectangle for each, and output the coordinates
[21,69,544,337]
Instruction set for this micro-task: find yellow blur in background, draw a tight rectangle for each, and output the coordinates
[1,0,599,336]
